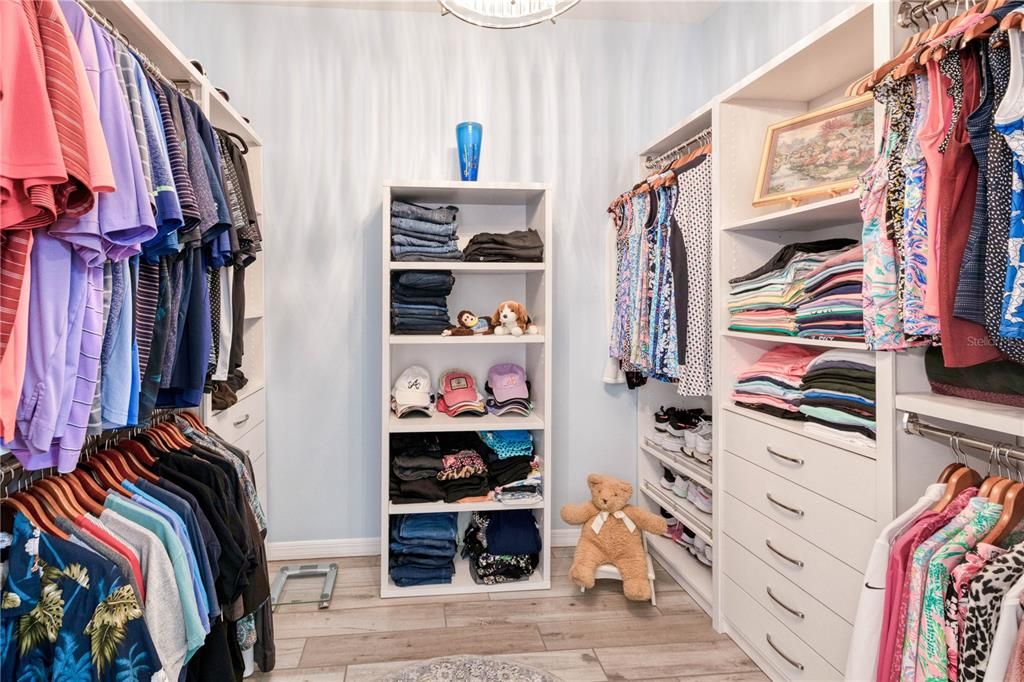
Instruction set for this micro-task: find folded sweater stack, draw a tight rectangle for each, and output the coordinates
[731,345,822,420]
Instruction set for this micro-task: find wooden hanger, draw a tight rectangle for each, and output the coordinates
[937,461,964,483]
[79,457,131,496]
[1000,5,1024,30]
[983,482,1024,545]
[156,422,191,449]
[118,439,157,467]
[114,445,159,483]
[70,468,109,502]
[961,0,1007,43]
[849,10,930,95]
[10,491,67,538]
[97,449,134,482]
[34,479,83,518]
[934,465,982,512]
[989,477,1014,503]
[56,474,105,516]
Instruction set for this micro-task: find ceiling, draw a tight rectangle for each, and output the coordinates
[220,0,723,24]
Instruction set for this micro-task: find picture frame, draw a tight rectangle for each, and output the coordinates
[752,94,875,208]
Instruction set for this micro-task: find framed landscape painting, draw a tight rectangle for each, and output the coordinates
[753,95,875,207]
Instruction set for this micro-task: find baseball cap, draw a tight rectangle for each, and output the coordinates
[486,363,530,403]
[391,365,433,417]
[437,369,486,416]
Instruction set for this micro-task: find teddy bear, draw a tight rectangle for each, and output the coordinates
[491,300,538,337]
[560,473,668,601]
[441,310,492,336]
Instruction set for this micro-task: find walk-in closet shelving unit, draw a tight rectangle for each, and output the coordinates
[380,181,552,597]
[633,102,717,618]
[711,3,897,679]
[96,0,270,517]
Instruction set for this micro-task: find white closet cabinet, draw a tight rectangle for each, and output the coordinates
[379,181,553,598]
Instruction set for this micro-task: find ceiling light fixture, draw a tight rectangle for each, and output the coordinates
[438,0,581,29]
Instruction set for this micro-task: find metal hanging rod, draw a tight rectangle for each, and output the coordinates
[903,412,1024,463]
[896,0,983,28]
[643,128,712,172]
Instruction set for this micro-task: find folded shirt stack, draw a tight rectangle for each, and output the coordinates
[798,350,876,445]
[493,456,543,505]
[391,271,455,335]
[389,433,446,504]
[462,510,541,585]
[728,238,858,337]
[390,200,463,262]
[732,345,822,420]
[484,363,533,416]
[480,429,534,459]
[925,345,1024,408]
[795,244,865,341]
[464,229,544,262]
[436,369,487,416]
[389,513,458,587]
[437,450,491,503]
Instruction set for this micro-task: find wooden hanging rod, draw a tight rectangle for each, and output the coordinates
[903,412,1024,464]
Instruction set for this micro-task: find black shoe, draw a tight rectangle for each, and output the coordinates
[659,467,676,490]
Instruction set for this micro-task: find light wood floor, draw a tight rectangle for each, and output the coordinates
[254,547,766,682]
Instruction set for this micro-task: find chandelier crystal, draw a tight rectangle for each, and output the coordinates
[438,0,581,29]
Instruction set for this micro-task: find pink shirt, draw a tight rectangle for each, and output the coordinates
[735,345,822,383]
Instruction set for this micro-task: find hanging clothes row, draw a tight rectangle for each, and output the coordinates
[0,0,264,473]
[606,133,713,396]
[0,413,274,681]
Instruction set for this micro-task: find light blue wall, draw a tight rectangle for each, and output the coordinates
[142,0,855,543]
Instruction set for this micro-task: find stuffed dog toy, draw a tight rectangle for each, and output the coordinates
[492,300,538,336]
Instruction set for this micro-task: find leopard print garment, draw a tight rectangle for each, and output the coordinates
[959,548,1024,680]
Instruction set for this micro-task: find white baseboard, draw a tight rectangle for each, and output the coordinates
[269,528,581,561]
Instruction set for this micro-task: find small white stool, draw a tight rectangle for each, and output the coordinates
[579,532,657,605]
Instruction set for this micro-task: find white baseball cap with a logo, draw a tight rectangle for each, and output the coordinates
[391,365,433,417]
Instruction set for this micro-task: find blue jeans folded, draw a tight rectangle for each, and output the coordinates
[391,202,458,226]
[392,226,455,244]
[392,233,456,249]
[392,243,461,256]
[389,547,457,562]
[391,565,455,587]
[393,252,465,262]
[392,303,449,314]
[392,294,449,307]
[393,513,458,541]
[394,272,454,289]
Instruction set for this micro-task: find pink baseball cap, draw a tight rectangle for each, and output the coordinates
[487,363,529,403]
[438,370,480,407]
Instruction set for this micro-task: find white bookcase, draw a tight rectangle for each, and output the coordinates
[379,181,553,597]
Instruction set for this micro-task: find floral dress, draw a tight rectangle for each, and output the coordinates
[995,30,1024,338]
[914,501,1001,681]
[1,513,164,681]
[900,499,983,680]
[648,183,681,381]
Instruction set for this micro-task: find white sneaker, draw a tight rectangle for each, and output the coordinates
[671,477,691,501]
[659,467,675,490]
[656,433,685,455]
[693,536,707,558]
[684,420,712,457]
[697,539,713,567]
[688,484,712,514]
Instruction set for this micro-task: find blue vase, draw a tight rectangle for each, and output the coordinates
[456,121,482,181]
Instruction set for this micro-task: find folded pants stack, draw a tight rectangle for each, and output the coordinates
[390,201,463,262]
[731,345,821,420]
[491,455,542,504]
[462,510,541,585]
[389,513,458,587]
[389,434,446,504]
[391,271,455,334]
[798,350,877,444]
[728,238,858,336]
[795,244,865,341]
[464,229,544,262]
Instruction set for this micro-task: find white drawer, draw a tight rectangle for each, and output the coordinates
[723,537,851,672]
[722,409,876,519]
[234,421,266,458]
[723,493,862,622]
[724,577,843,681]
[208,387,265,443]
[723,452,875,572]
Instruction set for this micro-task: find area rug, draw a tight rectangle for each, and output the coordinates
[381,655,563,681]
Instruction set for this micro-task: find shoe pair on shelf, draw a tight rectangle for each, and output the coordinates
[661,468,712,514]
[659,508,696,547]
[653,408,713,464]
[654,406,705,434]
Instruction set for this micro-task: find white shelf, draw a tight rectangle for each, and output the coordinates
[641,439,713,489]
[722,404,876,459]
[207,85,262,146]
[640,100,713,158]
[722,194,860,232]
[390,333,545,345]
[388,498,544,515]
[211,383,265,415]
[896,393,1024,438]
[381,556,548,598]
[722,329,868,351]
[389,262,545,273]
[647,534,713,615]
[385,180,548,205]
[388,413,544,433]
[641,480,713,544]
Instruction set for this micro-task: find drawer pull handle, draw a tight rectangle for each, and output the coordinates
[766,634,805,672]
[765,539,804,568]
[232,414,251,427]
[766,493,805,517]
[766,587,805,620]
[767,446,804,466]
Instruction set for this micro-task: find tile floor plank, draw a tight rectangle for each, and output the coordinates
[275,603,445,639]
[594,641,760,680]
[272,638,307,670]
[253,665,349,681]
[539,613,723,651]
[299,623,545,668]
[446,594,660,627]
[276,583,489,613]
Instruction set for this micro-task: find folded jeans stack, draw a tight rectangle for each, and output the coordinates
[799,350,877,445]
[390,200,463,262]
[731,345,822,420]
[795,244,865,341]
[389,513,458,587]
[462,510,541,585]
[729,238,858,336]
[391,271,455,335]
[389,433,446,504]
[464,229,544,262]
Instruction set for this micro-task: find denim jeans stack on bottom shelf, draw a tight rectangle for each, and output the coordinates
[389,513,458,586]
[391,271,455,334]
[390,201,464,262]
